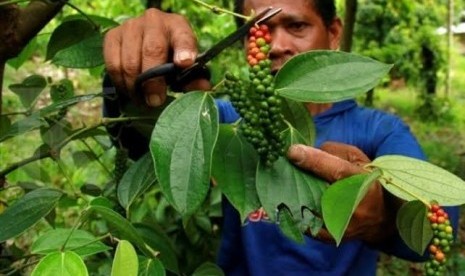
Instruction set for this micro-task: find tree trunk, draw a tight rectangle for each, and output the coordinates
[0,0,66,115]
[445,0,453,97]
[341,0,357,52]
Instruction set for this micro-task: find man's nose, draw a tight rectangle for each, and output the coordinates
[268,28,294,59]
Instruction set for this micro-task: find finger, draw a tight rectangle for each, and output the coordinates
[140,8,170,106]
[120,18,144,100]
[183,78,212,91]
[287,144,364,182]
[320,141,371,165]
[103,28,124,92]
[168,14,198,68]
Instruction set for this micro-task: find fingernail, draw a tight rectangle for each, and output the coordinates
[287,145,306,165]
[176,50,195,63]
[146,94,162,107]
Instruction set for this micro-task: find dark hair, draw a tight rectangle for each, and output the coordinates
[233,0,336,28]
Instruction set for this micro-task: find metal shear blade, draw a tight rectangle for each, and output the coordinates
[135,7,282,93]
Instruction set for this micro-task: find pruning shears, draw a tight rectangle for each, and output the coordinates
[134,7,282,93]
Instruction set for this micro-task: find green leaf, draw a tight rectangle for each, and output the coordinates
[50,79,75,103]
[7,37,38,69]
[139,257,165,276]
[80,183,102,197]
[277,204,305,244]
[396,200,433,255]
[0,188,62,242]
[212,125,260,222]
[31,228,110,257]
[52,33,104,68]
[63,14,119,29]
[256,157,327,222]
[9,75,47,108]
[118,153,156,210]
[31,251,88,276]
[87,205,153,257]
[0,116,11,136]
[135,224,179,274]
[274,50,392,103]
[321,171,380,245]
[40,119,72,146]
[371,155,465,205]
[47,19,98,61]
[111,240,138,276]
[150,92,219,216]
[281,98,315,146]
[192,262,224,276]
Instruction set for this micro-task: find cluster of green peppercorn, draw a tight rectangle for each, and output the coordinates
[424,202,454,275]
[224,24,285,167]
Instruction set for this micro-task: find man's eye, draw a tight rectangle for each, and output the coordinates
[288,22,307,32]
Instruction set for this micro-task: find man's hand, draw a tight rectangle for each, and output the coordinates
[287,142,397,244]
[103,8,211,107]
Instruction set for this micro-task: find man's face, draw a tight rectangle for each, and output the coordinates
[243,0,342,72]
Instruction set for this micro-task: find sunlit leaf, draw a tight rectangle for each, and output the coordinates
[281,98,315,146]
[321,171,380,245]
[118,153,156,210]
[396,200,433,255]
[275,50,392,103]
[31,251,88,276]
[111,240,138,276]
[0,188,62,242]
[150,92,219,216]
[31,228,110,257]
[212,125,260,222]
[371,155,465,205]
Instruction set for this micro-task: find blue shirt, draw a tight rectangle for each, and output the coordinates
[215,99,459,276]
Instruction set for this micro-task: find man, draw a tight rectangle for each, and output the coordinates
[103,0,459,274]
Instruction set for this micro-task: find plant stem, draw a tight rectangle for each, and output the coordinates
[67,233,111,252]
[192,0,250,20]
[0,116,154,178]
[60,210,86,252]
[80,140,112,176]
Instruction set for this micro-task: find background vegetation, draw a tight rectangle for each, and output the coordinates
[1,0,465,275]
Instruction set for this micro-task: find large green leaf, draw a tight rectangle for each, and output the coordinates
[31,228,110,257]
[396,200,433,255]
[46,19,98,61]
[40,119,72,147]
[0,188,62,242]
[52,33,104,68]
[111,240,138,276]
[118,153,157,211]
[212,125,260,222]
[274,50,392,103]
[192,262,224,276]
[371,155,465,205]
[139,257,165,276]
[0,114,47,143]
[135,224,179,274]
[281,98,315,146]
[277,204,305,244]
[9,75,47,108]
[321,171,380,245]
[150,92,219,216]
[256,157,327,222]
[50,79,75,103]
[31,251,88,276]
[87,205,153,257]
[63,14,119,29]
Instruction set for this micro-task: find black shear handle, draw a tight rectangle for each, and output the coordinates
[134,63,210,94]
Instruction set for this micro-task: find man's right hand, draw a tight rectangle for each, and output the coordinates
[103,8,211,107]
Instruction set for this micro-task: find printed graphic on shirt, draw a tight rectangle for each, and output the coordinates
[247,207,270,222]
